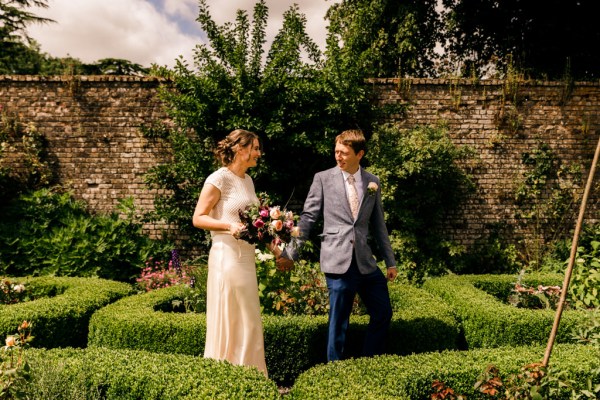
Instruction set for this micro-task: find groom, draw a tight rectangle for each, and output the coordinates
[278,129,397,362]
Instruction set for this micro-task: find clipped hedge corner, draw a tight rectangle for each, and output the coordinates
[422,273,592,349]
[0,276,133,348]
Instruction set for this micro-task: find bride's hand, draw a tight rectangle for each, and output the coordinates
[229,222,246,238]
[267,241,281,257]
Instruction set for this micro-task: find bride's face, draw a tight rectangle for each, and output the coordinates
[236,138,261,168]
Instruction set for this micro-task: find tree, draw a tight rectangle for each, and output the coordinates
[86,58,149,76]
[146,0,373,252]
[0,0,54,74]
[441,0,600,80]
[325,0,442,78]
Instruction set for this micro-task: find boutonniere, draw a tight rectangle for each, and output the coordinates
[367,182,378,196]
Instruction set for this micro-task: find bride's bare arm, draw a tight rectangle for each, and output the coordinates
[192,184,244,235]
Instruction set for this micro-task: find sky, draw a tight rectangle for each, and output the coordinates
[27,0,338,68]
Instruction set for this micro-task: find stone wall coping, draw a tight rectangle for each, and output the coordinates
[0,75,167,83]
[367,77,600,87]
[1,75,599,87]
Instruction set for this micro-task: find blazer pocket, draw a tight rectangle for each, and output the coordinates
[318,227,340,241]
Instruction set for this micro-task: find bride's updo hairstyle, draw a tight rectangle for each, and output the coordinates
[214,129,260,166]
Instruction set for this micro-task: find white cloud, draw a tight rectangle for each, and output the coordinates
[27,0,337,68]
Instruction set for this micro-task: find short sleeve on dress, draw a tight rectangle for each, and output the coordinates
[205,169,225,191]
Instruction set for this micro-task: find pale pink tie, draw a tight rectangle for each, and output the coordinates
[347,175,359,219]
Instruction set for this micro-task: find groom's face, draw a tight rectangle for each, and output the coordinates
[335,142,363,174]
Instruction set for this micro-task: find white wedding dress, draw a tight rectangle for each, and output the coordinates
[203,167,267,376]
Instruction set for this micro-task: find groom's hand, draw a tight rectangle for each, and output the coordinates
[276,255,294,272]
[386,267,398,282]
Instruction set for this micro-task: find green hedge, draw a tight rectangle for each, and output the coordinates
[24,347,279,399]
[88,282,460,384]
[0,277,133,348]
[288,343,600,399]
[422,273,592,348]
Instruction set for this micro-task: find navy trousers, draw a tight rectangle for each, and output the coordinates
[325,256,393,362]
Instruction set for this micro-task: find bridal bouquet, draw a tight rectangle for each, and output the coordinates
[238,193,300,249]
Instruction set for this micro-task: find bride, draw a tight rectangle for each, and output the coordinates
[192,129,268,376]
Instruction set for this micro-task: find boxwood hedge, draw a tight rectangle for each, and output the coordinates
[0,277,133,348]
[24,347,279,399]
[88,282,460,384]
[288,343,600,399]
[422,273,593,349]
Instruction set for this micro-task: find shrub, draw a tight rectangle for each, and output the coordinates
[88,280,460,385]
[288,344,600,399]
[22,347,279,399]
[0,188,172,282]
[422,273,593,349]
[0,277,132,348]
[367,123,475,283]
[256,254,331,316]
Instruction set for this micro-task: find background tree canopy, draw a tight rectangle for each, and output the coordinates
[4,0,599,79]
[440,0,600,80]
[146,0,375,249]
[0,0,52,74]
[325,0,442,78]
[0,0,148,75]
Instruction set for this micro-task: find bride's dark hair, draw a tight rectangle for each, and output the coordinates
[214,129,260,166]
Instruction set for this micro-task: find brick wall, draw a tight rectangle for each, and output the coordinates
[1,75,600,247]
[0,75,173,238]
[370,78,600,246]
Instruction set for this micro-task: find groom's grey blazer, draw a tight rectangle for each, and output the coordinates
[285,166,396,274]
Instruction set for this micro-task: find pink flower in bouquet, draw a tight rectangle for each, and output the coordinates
[259,208,269,218]
[253,218,265,228]
[284,219,294,230]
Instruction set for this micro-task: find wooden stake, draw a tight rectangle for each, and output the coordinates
[542,134,600,367]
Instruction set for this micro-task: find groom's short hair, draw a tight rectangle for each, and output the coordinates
[336,129,367,155]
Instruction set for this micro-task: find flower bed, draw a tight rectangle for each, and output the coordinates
[0,276,133,348]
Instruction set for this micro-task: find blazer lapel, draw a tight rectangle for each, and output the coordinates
[357,169,372,215]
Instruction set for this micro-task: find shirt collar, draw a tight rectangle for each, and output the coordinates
[342,167,361,181]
